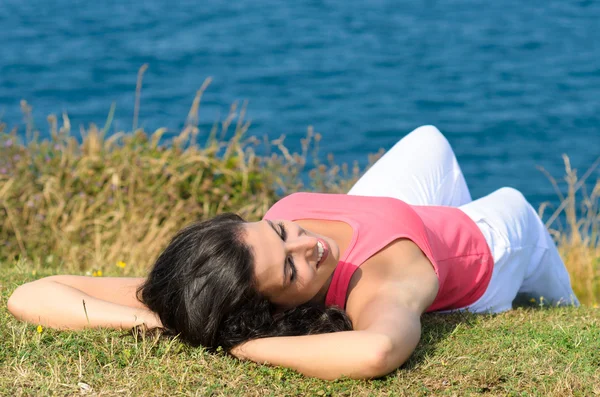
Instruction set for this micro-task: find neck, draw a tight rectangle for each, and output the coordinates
[310,272,335,306]
[296,219,353,307]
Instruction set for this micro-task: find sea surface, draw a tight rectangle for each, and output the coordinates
[1,0,599,223]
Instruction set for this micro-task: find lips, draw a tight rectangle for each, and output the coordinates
[316,238,329,268]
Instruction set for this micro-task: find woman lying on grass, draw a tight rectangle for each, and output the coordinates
[8,125,580,380]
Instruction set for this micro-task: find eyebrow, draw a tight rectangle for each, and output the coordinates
[266,220,288,287]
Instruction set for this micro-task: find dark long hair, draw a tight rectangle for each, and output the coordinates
[138,213,352,351]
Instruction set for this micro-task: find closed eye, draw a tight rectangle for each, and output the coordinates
[277,222,296,283]
[266,220,297,285]
[277,222,288,241]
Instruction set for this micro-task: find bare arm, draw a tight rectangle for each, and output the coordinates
[7,275,161,330]
[231,249,433,380]
[231,307,420,380]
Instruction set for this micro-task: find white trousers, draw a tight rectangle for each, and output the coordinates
[348,125,580,313]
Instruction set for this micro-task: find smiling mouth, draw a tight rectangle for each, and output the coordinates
[316,239,328,268]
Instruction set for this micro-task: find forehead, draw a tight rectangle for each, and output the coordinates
[243,220,284,294]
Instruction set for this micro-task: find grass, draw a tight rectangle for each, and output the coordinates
[538,155,600,305]
[0,98,360,274]
[0,77,599,394]
[1,263,599,396]
[1,103,598,304]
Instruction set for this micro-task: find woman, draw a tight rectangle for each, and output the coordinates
[7,125,579,380]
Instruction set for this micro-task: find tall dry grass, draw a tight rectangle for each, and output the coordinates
[0,96,361,275]
[538,156,600,306]
[0,87,597,304]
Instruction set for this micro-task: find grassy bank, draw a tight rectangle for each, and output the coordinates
[1,264,599,396]
[1,101,598,304]
[0,100,362,274]
[0,98,599,395]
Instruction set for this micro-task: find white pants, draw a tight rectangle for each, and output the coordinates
[348,125,580,313]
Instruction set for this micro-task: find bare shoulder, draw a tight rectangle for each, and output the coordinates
[345,238,439,324]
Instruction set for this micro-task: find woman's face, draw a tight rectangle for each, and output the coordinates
[242,219,339,308]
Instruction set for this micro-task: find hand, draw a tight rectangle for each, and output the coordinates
[139,309,163,330]
[229,342,249,359]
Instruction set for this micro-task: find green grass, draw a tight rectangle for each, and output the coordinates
[1,263,599,396]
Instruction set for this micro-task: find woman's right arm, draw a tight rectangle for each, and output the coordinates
[7,275,162,330]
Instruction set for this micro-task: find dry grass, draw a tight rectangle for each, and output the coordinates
[538,155,600,306]
[0,97,360,275]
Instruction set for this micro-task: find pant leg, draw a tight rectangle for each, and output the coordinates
[460,187,579,313]
[348,125,472,206]
[517,223,580,307]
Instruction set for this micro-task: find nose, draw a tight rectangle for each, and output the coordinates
[286,235,318,257]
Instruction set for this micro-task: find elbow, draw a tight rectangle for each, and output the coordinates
[7,284,25,319]
[359,336,398,379]
[360,330,420,379]
[7,278,51,320]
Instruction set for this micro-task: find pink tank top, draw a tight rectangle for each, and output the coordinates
[263,193,493,312]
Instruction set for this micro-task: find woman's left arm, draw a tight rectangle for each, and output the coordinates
[231,302,422,380]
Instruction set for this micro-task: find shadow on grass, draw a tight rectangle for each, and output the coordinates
[400,293,577,373]
[402,310,480,371]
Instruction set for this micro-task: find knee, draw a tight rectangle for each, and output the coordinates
[411,125,446,141]
[496,187,540,220]
[496,187,529,205]
[408,125,453,151]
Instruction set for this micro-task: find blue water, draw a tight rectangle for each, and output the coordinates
[1,0,599,222]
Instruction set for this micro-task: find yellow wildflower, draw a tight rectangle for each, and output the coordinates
[529,298,536,303]
[116,261,126,269]
[37,325,43,334]
[92,270,103,277]
[593,303,598,309]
